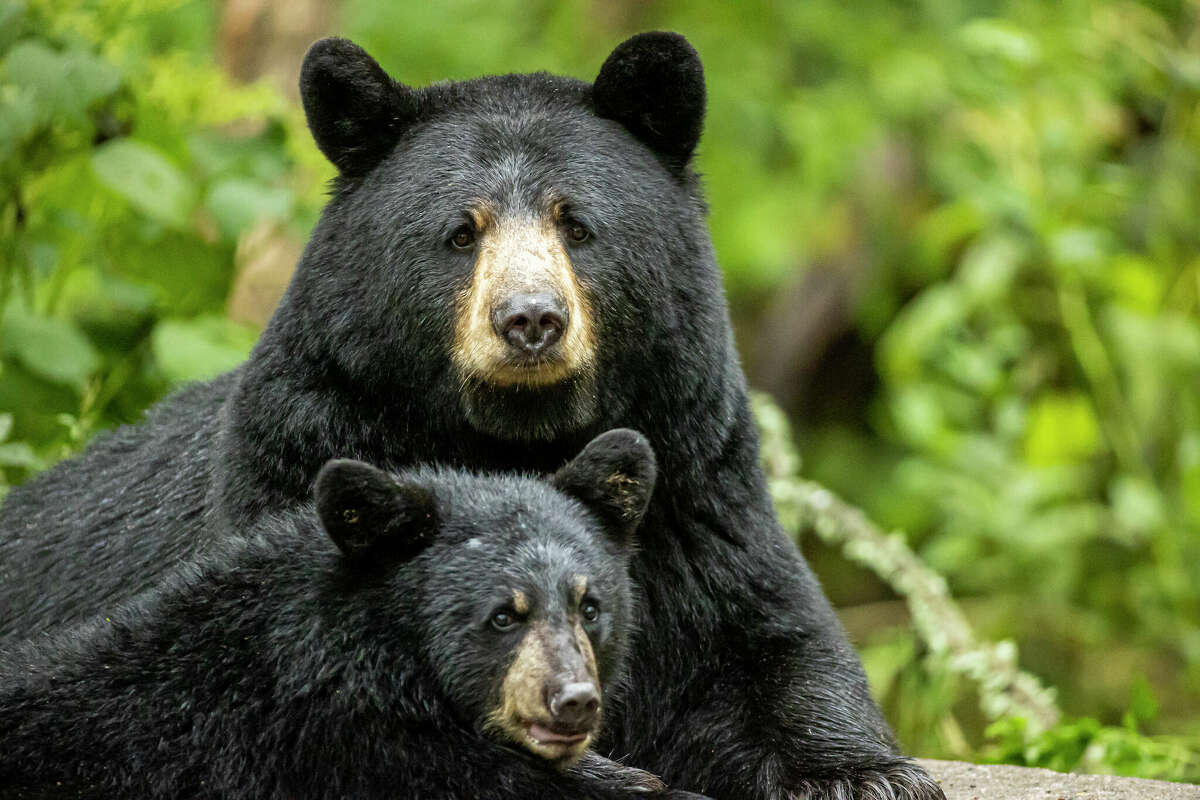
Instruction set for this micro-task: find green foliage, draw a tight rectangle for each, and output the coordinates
[985,693,1200,783]
[851,1,1200,753]
[0,0,323,488]
[759,388,1200,781]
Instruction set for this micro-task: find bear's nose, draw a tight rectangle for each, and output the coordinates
[548,681,600,730]
[491,293,568,355]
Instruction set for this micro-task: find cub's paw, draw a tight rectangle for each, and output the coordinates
[790,759,945,800]
[571,750,665,794]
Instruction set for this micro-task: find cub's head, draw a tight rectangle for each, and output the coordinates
[314,429,656,763]
[295,34,712,442]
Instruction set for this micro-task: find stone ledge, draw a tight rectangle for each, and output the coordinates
[919,759,1200,799]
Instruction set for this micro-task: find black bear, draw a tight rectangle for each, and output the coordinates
[0,33,944,799]
[0,430,697,799]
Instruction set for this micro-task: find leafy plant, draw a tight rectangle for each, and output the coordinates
[0,0,324,485]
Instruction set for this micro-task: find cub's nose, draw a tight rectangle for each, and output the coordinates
[491,293,568,354]
[548,681,600,730]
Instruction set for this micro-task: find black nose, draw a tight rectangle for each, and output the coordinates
[548,681,600,730]
[492,293,567,355]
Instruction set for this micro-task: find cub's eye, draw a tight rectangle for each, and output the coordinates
[565,221,590,244]
[490,609,518,631]
[581,600,600,622]
[450,225,476,250]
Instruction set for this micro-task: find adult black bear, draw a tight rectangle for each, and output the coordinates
[0,431,700,799]
[0,33,943,799]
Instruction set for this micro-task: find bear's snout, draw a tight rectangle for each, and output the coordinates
[491,292,568,356]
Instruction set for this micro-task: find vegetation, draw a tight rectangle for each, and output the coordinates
[2,0,1198,783]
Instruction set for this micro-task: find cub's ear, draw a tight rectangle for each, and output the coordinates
[299,37,419,177]
[552,429,657,544]
[592,32,706,170]
[315,459,436,561]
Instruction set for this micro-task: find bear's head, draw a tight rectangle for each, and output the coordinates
[313,428,656,763]
[290,33,717,442]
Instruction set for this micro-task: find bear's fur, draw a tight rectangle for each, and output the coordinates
[0,431,699,799]
[0,33,943,799]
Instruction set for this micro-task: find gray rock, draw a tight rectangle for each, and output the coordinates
[920,759,1200,799]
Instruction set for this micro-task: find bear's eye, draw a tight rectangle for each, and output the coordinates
[581,600,600,622]
[450,225,476,250]
[490,609,518,631]
[565,221,590,244]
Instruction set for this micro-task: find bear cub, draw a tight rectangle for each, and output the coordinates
[0,430,696,800]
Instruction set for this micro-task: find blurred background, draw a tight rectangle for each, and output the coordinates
[2,0,1199,782]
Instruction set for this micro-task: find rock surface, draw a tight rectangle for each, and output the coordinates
[920,759,1200,799]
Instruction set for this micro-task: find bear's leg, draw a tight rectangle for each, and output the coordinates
[611,653,945,800]
[606,552,945,800]
[746,626,947,800]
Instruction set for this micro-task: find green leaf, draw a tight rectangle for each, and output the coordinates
[1109,475,1165,539]
[959,19,1040,67]
[0,86,40,165]
[1,40,120,122]
[151,315,258,386]
[1106,256,1163,313]
[1126,675,1159,727]
[0,440,39,468]
[1049,227,1115,276]
[58,268,159,343]
[0,2,28,55]
[91,139,197,229]
[1023,393,1102,467]
[1,305,101,389]
[204,178,293,240]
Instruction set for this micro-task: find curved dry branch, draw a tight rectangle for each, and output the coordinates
[753,393,1061,735]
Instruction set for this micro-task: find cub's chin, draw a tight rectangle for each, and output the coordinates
[459,371,599,442]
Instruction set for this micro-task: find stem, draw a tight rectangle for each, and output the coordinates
[1055,274,1147,476]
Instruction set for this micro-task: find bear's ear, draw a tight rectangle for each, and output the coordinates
[299,37,419,177]
[315,459,436,561]
[552,429,657,544]
[592,32,706,170]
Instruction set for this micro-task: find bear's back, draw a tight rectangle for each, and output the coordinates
[0,371,238,641]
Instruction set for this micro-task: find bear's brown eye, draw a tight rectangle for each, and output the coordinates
[450,226,476,250]
[491,609,517,631]
[565,222,590,244]
[581,600,600,622]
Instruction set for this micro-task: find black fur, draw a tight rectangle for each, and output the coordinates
[0,33,943,800]
[0,438,686,799]
[315,458,437,560]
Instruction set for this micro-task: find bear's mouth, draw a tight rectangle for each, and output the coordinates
[521,719,592,759]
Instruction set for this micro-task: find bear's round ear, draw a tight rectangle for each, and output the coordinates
[315,459,436,562]
[299,37,420,177]
[592,32,706,170]
[552,429,657,545]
